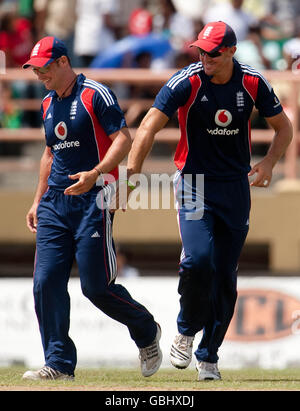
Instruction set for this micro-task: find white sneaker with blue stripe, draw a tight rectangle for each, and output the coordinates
[139,323,162,377]
[196,361,221,380]
[170,334,195,369]
[22,365,74,380]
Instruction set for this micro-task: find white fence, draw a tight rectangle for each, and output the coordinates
[0,276,300,370]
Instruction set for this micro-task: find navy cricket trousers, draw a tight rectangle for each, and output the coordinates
[174,172,250,363]
[34,187,156,375]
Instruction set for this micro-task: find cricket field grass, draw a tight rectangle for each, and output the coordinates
[0,367,300,391]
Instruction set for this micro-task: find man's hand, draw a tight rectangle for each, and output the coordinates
[110,181,135,213]
[248,157,273,187]
[249,111,292,188]
[26,203,39,233]
[64,169,99,195]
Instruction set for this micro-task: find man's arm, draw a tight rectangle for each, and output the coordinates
[127,107,170,176]
[64,127,132,195]
[108,108,169,212]
[248,110,293,187]
[26,146,53,233]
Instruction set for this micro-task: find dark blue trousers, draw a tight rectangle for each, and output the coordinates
[34,187,156,375]
[174,172,250,363]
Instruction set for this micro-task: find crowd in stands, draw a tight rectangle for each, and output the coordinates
[1,0,300,71]
[0,0,300,141]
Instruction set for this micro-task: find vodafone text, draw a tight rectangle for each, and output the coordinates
[207,127,239,135]
[52,140,80,151]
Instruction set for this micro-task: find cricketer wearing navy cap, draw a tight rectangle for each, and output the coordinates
[22,36,162,381]
[189,21,237,54]
[22,36,68,69]
[124,20,293,380]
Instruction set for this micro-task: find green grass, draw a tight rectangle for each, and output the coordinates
[0,367,300,391]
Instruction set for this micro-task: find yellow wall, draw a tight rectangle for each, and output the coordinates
[1,180,300,272]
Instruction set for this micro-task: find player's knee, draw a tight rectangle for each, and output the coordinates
[182,249,213,274]
[33,270,56,295]
[81,283,108,303]
[178,250,213,294]
[194,251,213,272]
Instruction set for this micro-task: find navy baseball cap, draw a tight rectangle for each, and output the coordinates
[190,21,237,53]
[22,36,68,68]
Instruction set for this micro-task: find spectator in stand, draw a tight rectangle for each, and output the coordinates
[0,82,23,156]
[203,0,258,42]
[177,19,206,67]
[18,0,35,22]
[282,22,300,70]
[269,21,300,125]
[128,4,153,37]
[234,24,271,69]
[238,0,267,20]
[0,82,22,134]
[261,0,300,40]
[0,9,33,67]
[153,0,194,51]
[33,0,77,64]
[74,0,120,67]
[0,8,34,129]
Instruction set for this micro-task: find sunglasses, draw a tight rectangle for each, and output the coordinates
[32,59,59,75]
[199,49,225,58]
[32,65,51,75]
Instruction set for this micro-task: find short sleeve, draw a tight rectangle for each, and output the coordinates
[255,76,283,118]
[93,85,127,136]
[153,71,192,118]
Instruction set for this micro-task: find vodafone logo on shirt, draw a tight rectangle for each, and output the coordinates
[206,109,239,136]
[53,121,80,151]
[55,121,68,140]
[215,109,232,127]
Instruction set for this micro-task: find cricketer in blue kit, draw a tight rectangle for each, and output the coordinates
[125,21,292,381]
[22,36,162,380]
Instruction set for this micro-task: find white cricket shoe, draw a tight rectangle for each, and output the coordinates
[170,334,195,369]
[22,365,74,381]
[139,323,162,377]
[196,361,221,380]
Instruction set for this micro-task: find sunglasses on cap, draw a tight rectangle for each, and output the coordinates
[199,48,227,58]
